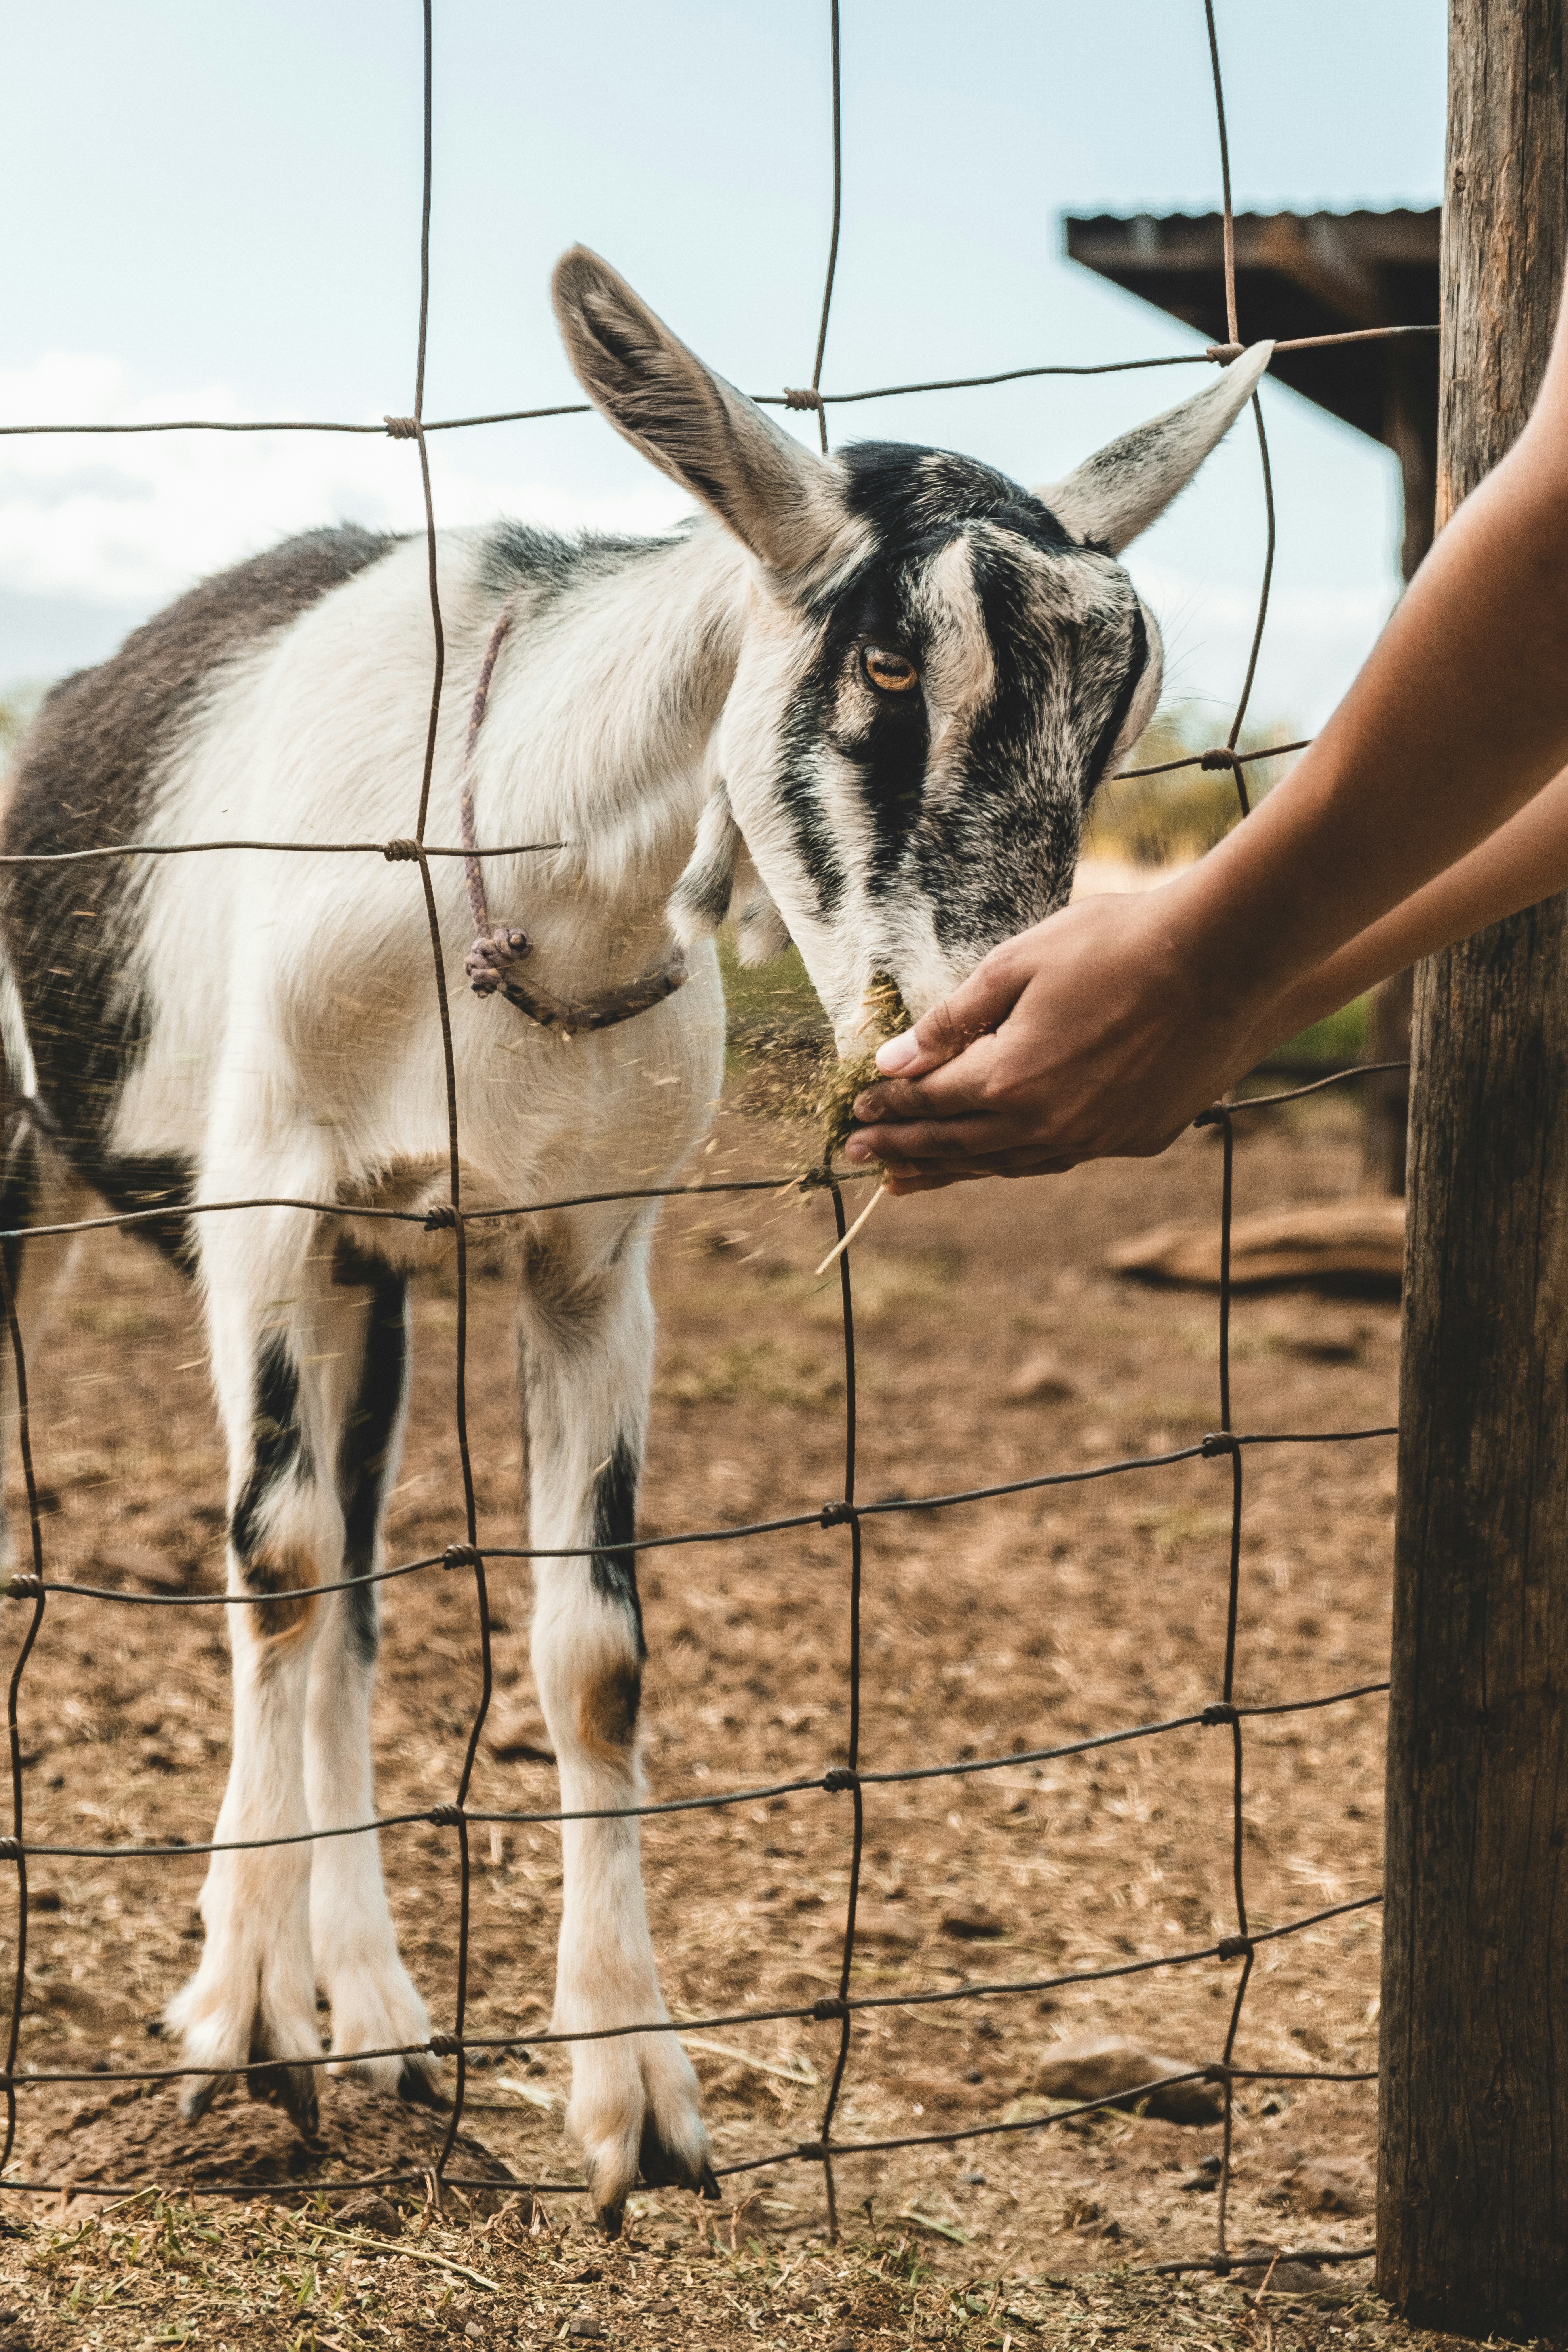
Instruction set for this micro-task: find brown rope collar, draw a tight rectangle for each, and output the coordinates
[459,604,688,1037]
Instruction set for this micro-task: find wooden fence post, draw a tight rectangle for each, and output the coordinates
[1378,0,1568,2331]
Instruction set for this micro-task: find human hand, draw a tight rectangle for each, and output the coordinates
[845,888,1264,1192]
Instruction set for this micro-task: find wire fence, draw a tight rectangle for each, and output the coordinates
[0,0,1416,2277]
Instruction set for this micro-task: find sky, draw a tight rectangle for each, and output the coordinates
[0,0,1446,735]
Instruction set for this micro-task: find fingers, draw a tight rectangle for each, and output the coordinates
[879,1149,1079,1187]
[872,943,1031,1081]
[845,1114,1000,1166]
[878,1168,973,1196]
[854,1031,1005,1127]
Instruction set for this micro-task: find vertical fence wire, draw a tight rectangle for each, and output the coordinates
[0,0,1401,2267]
[808,0,844,457]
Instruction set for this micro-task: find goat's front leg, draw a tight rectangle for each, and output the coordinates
[166,1202,340,2132]
[523,1230,716,2232]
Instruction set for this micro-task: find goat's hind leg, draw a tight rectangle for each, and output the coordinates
[306,1242,438,2105]
[168,1206,341,2132]
[0,1117,89,1574]
[525,1224,715,2232]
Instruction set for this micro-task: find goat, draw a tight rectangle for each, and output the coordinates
[0,247,1269,2228]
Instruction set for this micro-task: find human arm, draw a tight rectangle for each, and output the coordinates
[846,303,1568,1189]
[1241,761,1568,1056]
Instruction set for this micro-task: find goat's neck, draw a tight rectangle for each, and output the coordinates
[483,523,750,958]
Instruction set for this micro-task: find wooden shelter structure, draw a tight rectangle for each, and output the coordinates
[1064,208,1439,578]
[1066,207,1440,1190]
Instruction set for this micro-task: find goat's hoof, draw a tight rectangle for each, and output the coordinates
[596,2199,626,2241]
[247,2061,320,2138]
[177,2072,222,2126]
[637,2109,718,2197]
[397,2057,448,2110]
[697,2160,721,2203]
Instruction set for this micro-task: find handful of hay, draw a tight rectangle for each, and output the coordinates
[819,972,912,1164]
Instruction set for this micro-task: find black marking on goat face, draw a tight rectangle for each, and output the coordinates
[771,444,1147,944]
[590,1435,646,1659]
[915,526,1147,954]
[333,1242,409,1667]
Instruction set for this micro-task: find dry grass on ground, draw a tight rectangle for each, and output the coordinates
[0,1077,1530,2347]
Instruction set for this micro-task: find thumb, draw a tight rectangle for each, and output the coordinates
[874,948,1028,1079]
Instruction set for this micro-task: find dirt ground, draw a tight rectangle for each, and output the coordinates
[0,1074,1482,2348]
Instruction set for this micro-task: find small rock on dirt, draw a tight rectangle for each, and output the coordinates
[1033,2036,1223,2124]
[333,2191,403,2236]
[566,2323,607,2343]
[1004,1352,1077,1405]
[1228,2243,1346,2295]
[940,1902,1005,1940]
[843,1900,919,1949]
[485,1705,555,1764]
[463,2325,484,2343]
[91,1543,188,1590]
[1286,2152,1374,2214]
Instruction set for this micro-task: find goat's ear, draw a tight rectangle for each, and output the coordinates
[670,786,793,963]
[670,788,743,947]
[733,878,792,966]
[553,245,844,574]
[1037,341,1274,554]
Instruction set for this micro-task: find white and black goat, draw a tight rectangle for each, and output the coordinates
[0,249,1269,2226]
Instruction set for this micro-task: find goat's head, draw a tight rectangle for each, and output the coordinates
[553,246,1271,1050]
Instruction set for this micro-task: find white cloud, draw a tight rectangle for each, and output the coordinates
[0,352,688,610]
[0,356,1396,740]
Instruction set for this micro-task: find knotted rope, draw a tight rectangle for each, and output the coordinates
[457,603,687,1037]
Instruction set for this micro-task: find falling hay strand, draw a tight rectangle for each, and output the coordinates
[814,1180,890,1276]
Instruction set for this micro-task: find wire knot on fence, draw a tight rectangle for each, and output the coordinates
[383,837,423,863]
[383,414,422,440]
[442,1541,482,1570]
[782,387,826,412]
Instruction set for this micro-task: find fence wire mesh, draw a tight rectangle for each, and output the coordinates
[0,0,1416,2278]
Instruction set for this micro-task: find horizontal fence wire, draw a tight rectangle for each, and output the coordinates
[0,0,1393,2278]
[0,327,1437,441]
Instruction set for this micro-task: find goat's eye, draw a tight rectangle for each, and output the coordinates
[861,645,919,695]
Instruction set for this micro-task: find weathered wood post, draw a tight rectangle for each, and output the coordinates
[1379,0,1568,2331]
